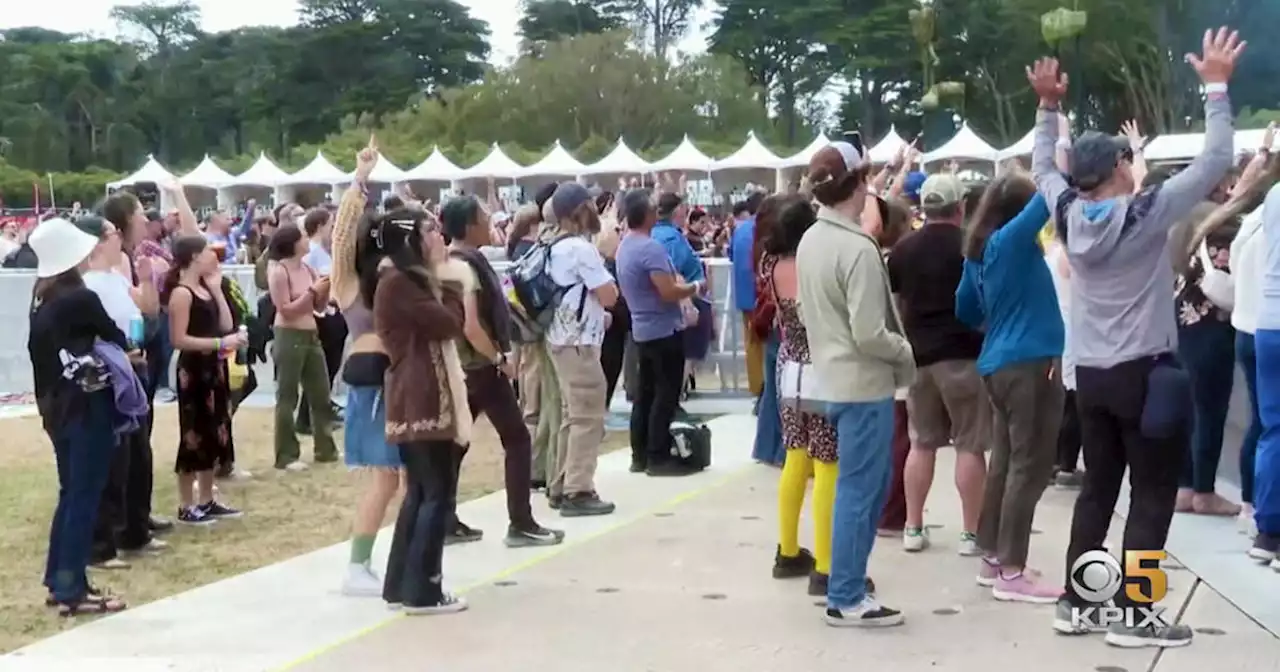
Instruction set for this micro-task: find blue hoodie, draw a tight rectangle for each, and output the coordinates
[955,193,1063,376]
[1030,95,1234,368]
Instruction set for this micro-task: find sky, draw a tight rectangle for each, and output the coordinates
[0,0,715,64]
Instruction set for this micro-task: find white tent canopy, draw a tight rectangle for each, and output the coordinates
[108,155,174,189]
[712,131,781,170]
[459,144,523,179]
[283,151,351,185]
[232,153,291,187]
[998,129,1037,159]
[867,127,907,164]
[649,135,714,173]
[364,152,407,184]
[581,137,650,175]
[924,123,1000,163]
[778,134,829,168]
[404,146,463,182]
[180,155,235,189]
[1144,128,1270,163]
[519,141,586,178]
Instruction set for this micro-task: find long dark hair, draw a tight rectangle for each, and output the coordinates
[357,208,432,308]
[32,270,84,308]
[161,235,209,306]
[268,226,304,261]
[962,172,1037,261]
[761,195,814,257]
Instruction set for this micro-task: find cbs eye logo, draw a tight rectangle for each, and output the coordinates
[1070,549,1168,604]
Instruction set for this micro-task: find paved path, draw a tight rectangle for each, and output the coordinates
[3,414,1277,672]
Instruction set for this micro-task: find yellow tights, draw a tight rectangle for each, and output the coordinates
[777,447,838,574]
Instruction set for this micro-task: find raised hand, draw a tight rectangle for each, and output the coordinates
[1120,120,1146,152]
[1263,121,1276,152]
[1026,57,1069,106]
[355,135,378,182]
[1185,27,1246,84]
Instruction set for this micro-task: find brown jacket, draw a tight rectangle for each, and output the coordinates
[374,266,472,446]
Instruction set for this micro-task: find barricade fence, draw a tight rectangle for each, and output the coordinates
[0,259,747,397]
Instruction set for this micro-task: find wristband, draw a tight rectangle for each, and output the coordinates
[214,337,222,352]
[1204,82,1228,95]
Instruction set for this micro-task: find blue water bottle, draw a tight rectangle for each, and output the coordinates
[128,316,146,350]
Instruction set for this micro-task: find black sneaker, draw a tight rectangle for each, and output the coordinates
[177,506,217,526]
[444,521,484,545]
[531,479,548,492]
[646,462,700,478]
[548,494,564,510]
[772,546,815,579]
[505,524,565,548]
[560,492,617,517]
[1052,597,1106,635]
[824,596,904,627]
[148,516,174,534]
[1249,533,1279,562]
[200,501,244,519]
[808,571,829,596]
[1105,620,1193,648]
[629,459,648,473]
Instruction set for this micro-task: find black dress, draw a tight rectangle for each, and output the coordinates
[173,285,234,474]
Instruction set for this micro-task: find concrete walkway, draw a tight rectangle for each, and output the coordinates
[3,414,1278,672]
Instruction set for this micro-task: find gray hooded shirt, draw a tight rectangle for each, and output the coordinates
[1031,95,1234,368]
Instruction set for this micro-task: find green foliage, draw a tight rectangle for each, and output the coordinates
[518,0,625,56]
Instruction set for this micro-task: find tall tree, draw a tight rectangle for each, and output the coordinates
[601,0,702,60]
[109,0,201,55]
[518,0,624,56]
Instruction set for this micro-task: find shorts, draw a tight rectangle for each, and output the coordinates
[906,359,990,453]
[344,385,402,469]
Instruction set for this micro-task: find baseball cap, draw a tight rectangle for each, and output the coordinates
[73,215,111,239]
[551,182,591,221]
[1070,132,1132,190]
[534,182,559,211]
[806,135,868,188]
[920,173,966,208]
[902,171,928,203]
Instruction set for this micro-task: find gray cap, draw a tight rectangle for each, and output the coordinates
[551,182,591,220]
[1070,132,1131,190]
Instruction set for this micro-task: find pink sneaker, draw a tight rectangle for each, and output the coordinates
[976,559,999,587]
[992,572,1062,604]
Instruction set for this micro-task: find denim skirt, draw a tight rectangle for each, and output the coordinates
[344,385,401,469]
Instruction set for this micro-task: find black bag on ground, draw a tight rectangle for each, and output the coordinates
[669,421,711,470]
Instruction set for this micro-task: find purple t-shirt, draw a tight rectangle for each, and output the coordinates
[617,232,685,343]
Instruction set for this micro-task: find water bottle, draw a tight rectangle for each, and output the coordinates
[235,325,249,364]
[128,316,146,350]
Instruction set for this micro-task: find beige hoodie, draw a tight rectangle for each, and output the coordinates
[796,205,915,403]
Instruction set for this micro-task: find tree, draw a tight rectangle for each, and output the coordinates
[109,1,201,55]
[601,0,703,60]
[518,0,625,56]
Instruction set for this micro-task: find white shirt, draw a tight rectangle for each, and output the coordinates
[1231,207,1265,335]
[1045,241,1077,390]
[303,239,333,276]
[0,236,18,262]
[545,236,614,347]
[83,269,142,335]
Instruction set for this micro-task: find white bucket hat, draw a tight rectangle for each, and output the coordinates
[29,217,99,278]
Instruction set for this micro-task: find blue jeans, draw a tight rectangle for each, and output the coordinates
[1254,329,1280,535]
[751,333,785,466]
[1177,320,1235,493]
[1237,330,1261,503]
[825,398,895,609]
[44,392,119,603]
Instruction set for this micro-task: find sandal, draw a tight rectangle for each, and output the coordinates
[46,585,102,608]
[58,592,126,617]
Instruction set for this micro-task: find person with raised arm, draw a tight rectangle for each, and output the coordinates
[1029,28,1243,647]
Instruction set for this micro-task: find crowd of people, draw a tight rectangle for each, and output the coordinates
[740,27,1272,646]
[23,23,1278,652]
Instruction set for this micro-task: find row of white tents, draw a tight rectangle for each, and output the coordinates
[110,124,1268,206]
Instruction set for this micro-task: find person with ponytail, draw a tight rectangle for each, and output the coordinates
[164,236,246,525]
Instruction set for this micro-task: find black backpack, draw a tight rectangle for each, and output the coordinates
[506,233,582,336]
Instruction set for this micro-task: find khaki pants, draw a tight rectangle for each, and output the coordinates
[549,345,606,497]
[517,342,560,482]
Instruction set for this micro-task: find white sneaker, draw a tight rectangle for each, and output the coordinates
[224,468,253,481]
[1239,506,1258,538]
[341,563,383,597]
[123,538,170,556]
[824,596,905,627]
[903,527,930,552]
[957,532,981,557]
[1270,558,1280,573]
[403,592,468,615]
[284,461,309,473]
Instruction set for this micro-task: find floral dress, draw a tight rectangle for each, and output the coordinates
[173,285,234,474]
[1174,237,1232,327]
[767,255,838,463]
